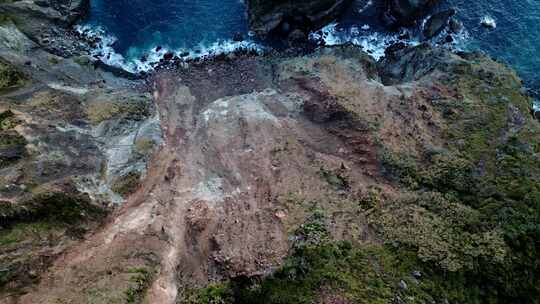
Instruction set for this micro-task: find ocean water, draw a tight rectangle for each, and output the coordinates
[83,0,540,96]
[445,0,540,94]
[83,0,252,71]
[317,0,540,94]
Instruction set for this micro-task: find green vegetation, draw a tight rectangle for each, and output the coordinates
[134,138,156,156]
[377,57,540,302]
[0,221,57,246]
[181,210,500,304]
[181,282,234,304]
[319,166,349,190]
[0,110,26,167]
[0,191,107,292]
[111,171,141,197]
[125,268,153,304]
[0,60,25,90]
[86,101,122,125]
[85,96,151,125]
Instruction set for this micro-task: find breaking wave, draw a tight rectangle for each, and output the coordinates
[75,25,263,73]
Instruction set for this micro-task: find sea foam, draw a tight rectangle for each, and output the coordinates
[75,25,263,73]
[310,23,421,60]
[310,20,471,61]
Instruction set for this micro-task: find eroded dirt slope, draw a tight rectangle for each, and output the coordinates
[12,46,436,303]
[10,44,540,304]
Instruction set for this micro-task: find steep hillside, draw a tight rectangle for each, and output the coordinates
[0,1,539,304]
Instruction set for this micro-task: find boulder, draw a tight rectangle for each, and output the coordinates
[423,9,456,39]
[246,0,353,37]
[378,43,464,84]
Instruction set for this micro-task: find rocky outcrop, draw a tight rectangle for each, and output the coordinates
[246,0,353,37]
[423,9,455,39]
[0,11,160,300]
[0,0,90,56]
[384,0,441,28]
[0,0,89,26]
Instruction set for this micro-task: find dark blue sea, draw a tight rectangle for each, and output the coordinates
[83,0,540,97]
[447,0,540,95]
[81,0,252,71]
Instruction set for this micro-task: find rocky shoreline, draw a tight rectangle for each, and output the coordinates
[0,1,539,304]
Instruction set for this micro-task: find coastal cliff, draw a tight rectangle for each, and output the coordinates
[0,1,539,304]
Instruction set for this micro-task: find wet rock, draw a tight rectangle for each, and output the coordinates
[534,109,540,121]
[423,9,456,39]
[288,29,307,44]
[34,1,50,8]
[246,0,353,37]
[382,10,399,28]
[163,52,175,61]
[480,16,497,28]
[386,0,441,28]
[399,32,411,40]
[232,32,244,42]
[449,18,463,33]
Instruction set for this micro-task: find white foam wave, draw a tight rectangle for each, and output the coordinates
[309,23,419,60]
[310,21,472,61]
[75,24,264,73]
[480,16,497,29]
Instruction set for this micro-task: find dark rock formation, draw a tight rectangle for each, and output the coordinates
[384,0,441,28]
[423,9,455,39]
[449,17,464,33]
[379,43,450,83]
[246,0,353,37]
[0,0,91,57]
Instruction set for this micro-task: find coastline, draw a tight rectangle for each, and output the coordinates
[0,1,539,303]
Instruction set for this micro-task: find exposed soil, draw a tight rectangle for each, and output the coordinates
[9,43,539,304]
